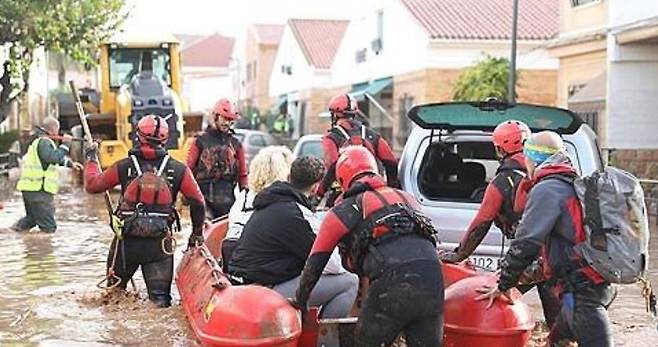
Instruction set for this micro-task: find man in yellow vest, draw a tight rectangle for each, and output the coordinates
[11,117,80,233]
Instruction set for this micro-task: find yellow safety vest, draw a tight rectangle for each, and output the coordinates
[17,137,60,194]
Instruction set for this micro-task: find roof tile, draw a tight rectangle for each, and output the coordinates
[288,19,349,69]
[400,0,558,40]
[182,33,235,68]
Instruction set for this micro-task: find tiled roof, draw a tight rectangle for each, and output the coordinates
[182,33,235,68]
[288,19,349,69]
[174,33,204,49]
[252,24,284,45]
[400,0,558,40]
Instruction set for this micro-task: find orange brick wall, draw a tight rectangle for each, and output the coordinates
[517,69,558,106]
[306,85,350,135]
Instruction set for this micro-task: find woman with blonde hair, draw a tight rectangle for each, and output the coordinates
[222,146,294,268]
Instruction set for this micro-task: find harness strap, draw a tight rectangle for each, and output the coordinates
[130,155,143,176]
[157,155,170,176]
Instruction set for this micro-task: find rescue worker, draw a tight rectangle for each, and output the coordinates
[84,115,206,308]
[317,94,399,204]
[441,121,560,327]
[12,117,81,233]
[187,98,247,219]
[291,146,443,347]
[477,131,615,347]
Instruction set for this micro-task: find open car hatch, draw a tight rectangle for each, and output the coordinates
[408,100,583,135]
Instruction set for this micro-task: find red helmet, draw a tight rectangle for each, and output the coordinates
[213,98,240,121]
[492,120,531,154]
[328,94,358,118]
[137,114,169,146]
[336,146,379,191]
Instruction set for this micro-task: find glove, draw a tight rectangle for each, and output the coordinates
[439,250,463,264]
[187,233,204,249]
[110,215,124,240]
[84,141,99,162]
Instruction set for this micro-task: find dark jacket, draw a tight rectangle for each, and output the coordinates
[455,152,527,261]
[498,152,604,292]
[228,181,316,285]
[186,128,247,189]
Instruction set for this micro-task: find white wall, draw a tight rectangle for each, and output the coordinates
[331,0,428,87]
[427,41,558,70]
[606,37,658,149]
[182,70,234,112]
[608,0,658,28]
[269,25,321,97]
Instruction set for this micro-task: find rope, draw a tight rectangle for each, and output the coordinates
[96,238,122,290]
[198,246,228,290]
[161,232,177,255]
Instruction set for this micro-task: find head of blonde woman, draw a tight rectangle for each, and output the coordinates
[248,146,294,193]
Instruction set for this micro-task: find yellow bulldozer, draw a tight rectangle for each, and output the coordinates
[57,34,203,168]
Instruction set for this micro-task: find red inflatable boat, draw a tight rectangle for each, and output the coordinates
[177,219,535,347]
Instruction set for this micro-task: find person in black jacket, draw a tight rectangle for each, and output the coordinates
[228,156,358,318]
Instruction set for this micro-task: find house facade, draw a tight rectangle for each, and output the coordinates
[269,19,349,139]
[549,0,658,178]
[180,33,235,112]
[269,0,559,148]
[243,24,284,114]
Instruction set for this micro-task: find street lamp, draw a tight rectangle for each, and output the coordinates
[509,0,519,104]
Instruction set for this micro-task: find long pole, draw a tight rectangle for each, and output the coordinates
[509,0,519,104]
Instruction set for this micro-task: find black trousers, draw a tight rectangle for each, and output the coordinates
[356,260,444,347]
[15,191,57,232]
[220,238,238,273]
[549,282,616,347]
[200,181,236,219]
[107,237,173,307]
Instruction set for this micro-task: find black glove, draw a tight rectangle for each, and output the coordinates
[84,141,99,162]
[187,233,204,249]
[439,250,462,264]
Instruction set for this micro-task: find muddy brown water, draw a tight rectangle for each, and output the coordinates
[0,177,656,346]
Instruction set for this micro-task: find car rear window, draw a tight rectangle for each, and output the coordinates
[417,139,582,203]
[299,140,323,159]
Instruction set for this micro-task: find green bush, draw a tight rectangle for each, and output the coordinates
[0,130,19,153]
[453,56,515,102]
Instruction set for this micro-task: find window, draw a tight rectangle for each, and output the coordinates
[248,134,266,147]
[418,139,583,202]
[108,47,171,88]
[571,0,599,7]
[373,10,384,54]
[355,48,367,63]
[300,140,323,159]
[576,110,599,134]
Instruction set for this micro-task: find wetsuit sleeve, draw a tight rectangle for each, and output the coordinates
[455,181,504,261]
[374,136,400,188]
[38,138,74,168]
[513,177,532,215]
[498,182,561,291]
[186,138,200,171]
[179,167,206,234]
[295,202,358,307]
[235,142,247,190]
[84,162,120,193]
[318,136,339,196]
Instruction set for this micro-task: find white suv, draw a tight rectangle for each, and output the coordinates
[398,100,603,270]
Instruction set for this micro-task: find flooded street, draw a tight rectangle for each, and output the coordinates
[0,177,199,346]
[0,176,656,346]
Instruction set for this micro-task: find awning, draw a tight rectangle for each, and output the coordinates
[349,77,393,100]
[568,72,606,112]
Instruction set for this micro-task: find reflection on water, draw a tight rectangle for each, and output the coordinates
[0,181,198,346]
[0,178,656,346]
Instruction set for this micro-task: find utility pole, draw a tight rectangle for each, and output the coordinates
[509,0,519,104]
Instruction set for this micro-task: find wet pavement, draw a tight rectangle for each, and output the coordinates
[0,175,656,346]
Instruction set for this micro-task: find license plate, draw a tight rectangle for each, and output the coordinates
[467,256,501,271]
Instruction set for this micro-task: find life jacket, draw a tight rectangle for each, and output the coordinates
[193,129,240,183]
[339,181,437,274]
[493,154,527,237]
[117,154,179,238]
[328,120,378,154]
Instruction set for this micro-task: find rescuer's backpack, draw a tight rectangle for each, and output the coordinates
[117,155,178,238]
[572,166,650,284]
